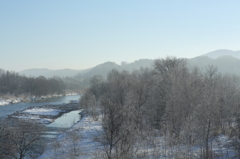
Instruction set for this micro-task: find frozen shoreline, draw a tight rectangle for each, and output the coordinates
[38,114,237,159]
[0,92,78,106]
[8,103,80,124]
[38,115,102,159]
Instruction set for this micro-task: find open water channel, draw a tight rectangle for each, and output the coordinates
[0,95,82,138]
[45,109,83,137]
[0,95,80,118]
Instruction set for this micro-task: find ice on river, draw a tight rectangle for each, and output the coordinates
[0,100,10,105]
[24,108,63,116]
[12,114,53,124]
[11,108,64,124]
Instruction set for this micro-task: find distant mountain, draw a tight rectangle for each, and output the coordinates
[201,49,240,59]
[78,59,153,78]
[80,62,120,78]
[19,68,84,78]
[19,51,240,79]
[189,55,240,75]
[19,59,154,78]
[121,59,154,71]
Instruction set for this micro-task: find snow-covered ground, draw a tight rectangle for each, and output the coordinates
[37,114,239,159]
[11,108,64,124]
[24,108,63,116]
[0,98,22,105]
[0,92,78,106]
[38,116,103,159]
[13,114,54,124]
[141,135,236,159]
[0,100,10,105]
[65,92,78,96]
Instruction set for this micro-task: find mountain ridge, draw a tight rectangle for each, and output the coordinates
[19,59,153,78]
[19,68,85,78]
[19,50,240,78]
[201,49,240,59]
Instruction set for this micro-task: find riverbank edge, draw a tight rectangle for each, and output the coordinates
[7,103,81,124]
[0,92,79,106]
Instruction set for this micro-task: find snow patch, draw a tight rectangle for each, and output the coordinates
[11,114,54,124]
[38,115,103,159]
[24,108,63,116]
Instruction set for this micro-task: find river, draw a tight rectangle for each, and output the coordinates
[43,109,83,138]
[0,95,81,118]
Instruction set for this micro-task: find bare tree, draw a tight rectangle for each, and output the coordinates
[0,119,46,159]
[78,57,240,158]
[66,130,82,159]
[0,120,14,159]
[80,89,100,120]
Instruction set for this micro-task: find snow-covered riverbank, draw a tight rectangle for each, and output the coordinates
[0,98,22,105]
[38,115,238,159]
[0,92,78,106]
[38,115,102,159]
[8,103,80,124]
[9,102,235,159]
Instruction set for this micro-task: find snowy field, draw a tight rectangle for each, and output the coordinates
[38,116,103,159]
[38,114,238,159]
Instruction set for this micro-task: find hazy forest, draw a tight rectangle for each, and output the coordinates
[0,69,90,98]
[79,57,240,158]
[1,57,240,159]
[1,0,240,158]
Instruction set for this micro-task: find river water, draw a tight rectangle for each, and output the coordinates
[44,109,84,138]
[0,95,82,138]
[0,95,81,118]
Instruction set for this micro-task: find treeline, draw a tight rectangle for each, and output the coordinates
[80,57,240,158]
[0,69,65,96]
[62,74,90,91]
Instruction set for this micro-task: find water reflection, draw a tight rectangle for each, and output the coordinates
[44,109,83,138]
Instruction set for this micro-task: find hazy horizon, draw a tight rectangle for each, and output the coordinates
[1,1,240,71]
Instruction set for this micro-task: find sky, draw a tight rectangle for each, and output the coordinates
[1,1,240,71]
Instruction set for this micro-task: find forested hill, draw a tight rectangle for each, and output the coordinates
[0,69,65,96]
[3,50,240,97]
[18,50,240,78]
[80,59,153,78]
[19,59,153,78]
[75,56,240,78]
[188,55,240,76]
[79,57,240,158]
[201,49,240,59]
[19,68,83,78]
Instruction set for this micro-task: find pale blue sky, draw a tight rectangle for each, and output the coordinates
[1,1,240,71]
